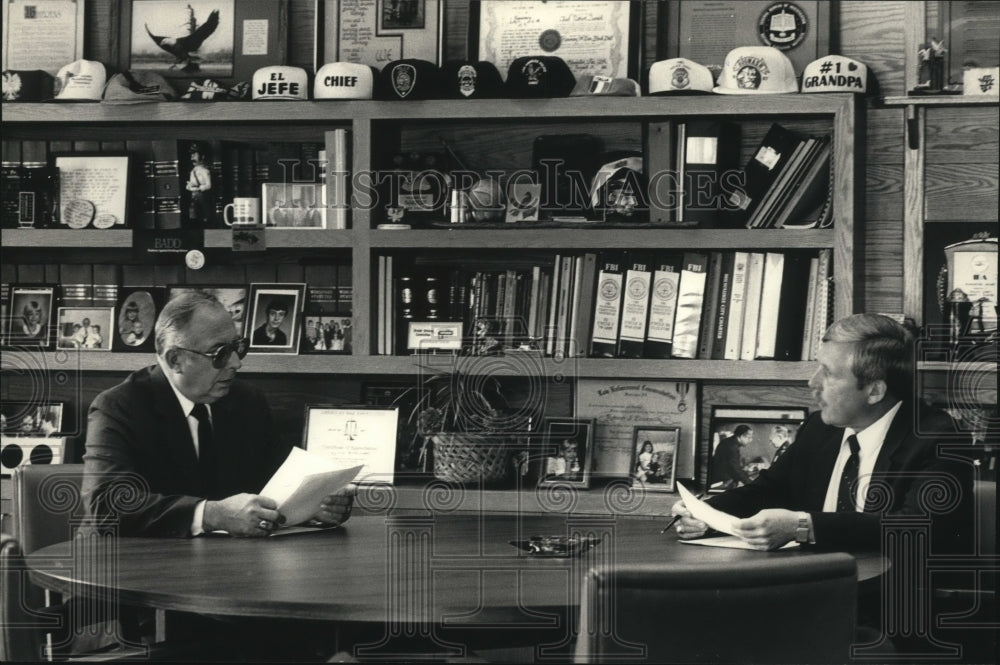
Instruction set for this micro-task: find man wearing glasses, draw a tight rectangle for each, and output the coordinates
[82,291,353,537]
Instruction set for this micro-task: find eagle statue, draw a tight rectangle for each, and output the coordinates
[145,8,220,72]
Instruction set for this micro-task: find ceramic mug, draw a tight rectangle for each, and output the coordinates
[223,197,261,226]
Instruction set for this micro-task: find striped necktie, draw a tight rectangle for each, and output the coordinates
[835,434,861,513]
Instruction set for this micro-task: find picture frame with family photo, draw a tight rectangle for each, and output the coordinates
[6,285,55,348]
[247,283,305,354]
[630,426,679,492]
[262,182,326,228]
[57,307,114,351]
[538,418,595,489]
[0,401,64,437]
[707,406,809,493]
[113,287,165,352]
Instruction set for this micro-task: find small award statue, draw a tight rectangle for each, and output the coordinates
[912,37,960,95]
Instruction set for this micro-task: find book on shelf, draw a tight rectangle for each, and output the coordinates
[151,140,182,230]
[697,251,724,360]
[746,137,815,229]
[554,255,575,358]
[336,262,352,314]
[729,123,803,221]
[59,264,93,307]
[671,252,709,359]
[327,128,350,230]
[377,255,387,355]
[569,253,597,357]
[644,253,683,359]
[303,264,339,315]
[645,121,678,224]
[801,256,820,361]
[617,252,653,359]
[589,252,625,358]
[2,140,21,228]
[810,248,833,360]
[710,251,737,359]
[739,252,766,361]
[126,140,156,229]
[756,251,813,360]
[681,120,741,228]
[755,252,786,360]
[774,139,833,229]
[724,251,750,360]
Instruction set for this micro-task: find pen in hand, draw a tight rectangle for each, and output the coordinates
[661,492,706,533]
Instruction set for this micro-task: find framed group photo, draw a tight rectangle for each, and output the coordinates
[262,182,327,228]
[538,418,595,489]
[167,286,248,337]
[114,287,165,352]
[630,426,679,492]
[57,307,114,351]
[707,406,809,493]
[247,283,305,354]
[0,401,64,437]
[301,315,353,354]
[6,286,55,347]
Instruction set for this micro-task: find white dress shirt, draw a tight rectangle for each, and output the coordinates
[822,400,902,512]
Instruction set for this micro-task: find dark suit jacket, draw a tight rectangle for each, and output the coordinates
[707,403,973,553]
[82,365,291,537]
[252,324,287,346]
[711,436,752,488]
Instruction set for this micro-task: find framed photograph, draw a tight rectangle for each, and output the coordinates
[113,287,165,352]
[661,1,831,75]
[57,306,114,351]
[7,286,55,347]
[262,182,326,228]
[53,154,130,229]
[0,436,67,477]
[167,285,248,337]
[505,183,541,223]
[302,405,400,485]
[315,0,444,71]
[301,314,353,354]
[118,0,287,83]
[0,401,64,436]
[538,418,595,489]
[2,0,84,74]
[630,426,679,492]
[247,283,305,354]
[471,1,642,80]
[707,406,809,493]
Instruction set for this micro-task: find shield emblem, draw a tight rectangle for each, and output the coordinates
[392,64,417,98]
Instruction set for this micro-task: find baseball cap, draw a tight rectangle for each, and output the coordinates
[505,56,576,98]
[801,55,878,95]
[648,58,714,95]
[315,62,376,100]
[2,70,55,102]
[571,74,640,97]
[375,59,443,100]
[181,78,250,101]
[714,47,797,95]
[103,71,177,103]
[52,59,107,101]
[440,60,503,99]
[252,66,309,100]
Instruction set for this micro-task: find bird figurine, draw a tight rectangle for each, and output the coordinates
[145,7,220,73]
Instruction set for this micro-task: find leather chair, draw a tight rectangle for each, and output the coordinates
[13,464,87,555]
[1,534,47,662]
[574,552,858,664]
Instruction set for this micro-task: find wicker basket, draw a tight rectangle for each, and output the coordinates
[431,433,515,485]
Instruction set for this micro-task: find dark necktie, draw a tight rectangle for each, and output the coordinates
[836,434,861,513]
[191,403,217,491]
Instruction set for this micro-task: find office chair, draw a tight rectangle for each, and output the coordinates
[1,534,46,662]
[574,552,858,664]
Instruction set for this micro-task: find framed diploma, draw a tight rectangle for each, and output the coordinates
[472,1,641,81]
[575,379,696,480]
[661,1,830,75]
[302,405,400,485]
[315,0,445,72]
[2,0,84,74]
[53,154,131,230]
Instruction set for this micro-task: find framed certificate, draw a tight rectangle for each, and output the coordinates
[302,405,400,485]
[471,1,642,80]
[53,154,131,229]
[315,0,445,71]
[2,0,84,74]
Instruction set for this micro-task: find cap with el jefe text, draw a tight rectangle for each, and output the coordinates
[571,74,640,97]
[801,55,879,96]
[2,70,55,102]
[713,46,797,95]
[440,60,504,99]
[314,62,376,100]
[252,66,309,100]
[375,59,443,100]
[648,58,714,95]
[103,71,177,103]
[52,59,107,102]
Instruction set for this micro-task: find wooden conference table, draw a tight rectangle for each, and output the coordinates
[28,514,884,628]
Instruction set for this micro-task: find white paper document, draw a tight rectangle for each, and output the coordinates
[679,536,799,551]
[260,447,363,526]
[677,483,740,536]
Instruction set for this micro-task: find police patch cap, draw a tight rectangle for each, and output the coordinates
[713,46,798,95]
[2,70,55,102]
[103,71,177,103]
[52,59,107,101]
[315,62,376,100]
[505,56,576,98]
[801,55,878,95]
[440,60,503,99]
[375,59,443,100]
[571,74,640,97]
[252,66,309,100]
[648,58,714,95]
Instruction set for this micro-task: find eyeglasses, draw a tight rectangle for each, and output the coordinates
[175,338,250,369]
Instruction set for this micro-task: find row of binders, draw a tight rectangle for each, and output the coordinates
[377,249,833,361]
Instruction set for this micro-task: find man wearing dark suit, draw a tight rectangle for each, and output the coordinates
[672,313,972,553]
[83,291,352,537]
[711,425,755,490]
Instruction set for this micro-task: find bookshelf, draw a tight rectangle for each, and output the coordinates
[3,93,863,381]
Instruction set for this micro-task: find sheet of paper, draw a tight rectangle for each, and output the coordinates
[260,447,363,526]
[677,483,739,536]
[679,536,799,551]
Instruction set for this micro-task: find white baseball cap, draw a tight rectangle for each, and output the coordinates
[801,55,874,94]
[314,62,375,100]
[714,47,797,95]
[52,59,107,101]
[252,66,309,100]
[648,58,714,95]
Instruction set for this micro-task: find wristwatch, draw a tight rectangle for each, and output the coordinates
[795,513,811,544]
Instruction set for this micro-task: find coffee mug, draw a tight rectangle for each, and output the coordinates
[223,197,261,226]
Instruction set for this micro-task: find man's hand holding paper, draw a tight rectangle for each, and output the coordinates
[259,447,363,530]
[671,484,798,551]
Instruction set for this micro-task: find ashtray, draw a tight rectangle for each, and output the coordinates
[508,535,601,557]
